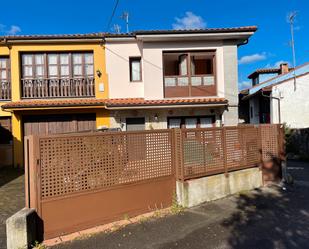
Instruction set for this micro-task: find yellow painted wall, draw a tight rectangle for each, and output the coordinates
[0,41,110,167]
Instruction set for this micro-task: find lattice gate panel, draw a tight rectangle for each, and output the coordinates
[39,130,173,199]
[260,125,279,161]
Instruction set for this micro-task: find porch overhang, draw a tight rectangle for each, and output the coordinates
[1,97,228,111]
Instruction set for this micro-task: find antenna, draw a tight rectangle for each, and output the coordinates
[113,24,121,34]
[288,11,297,91]
[121,11,129,33]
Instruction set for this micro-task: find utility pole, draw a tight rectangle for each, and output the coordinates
[113,24,121,34]
[288,11,297,91]
[121,12,129,33]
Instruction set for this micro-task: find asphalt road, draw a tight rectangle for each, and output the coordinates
[51,160,309,249]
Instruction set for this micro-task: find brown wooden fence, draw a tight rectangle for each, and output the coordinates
[25,124,284,239]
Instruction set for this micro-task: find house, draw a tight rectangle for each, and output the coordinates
[0,26,257,167]
[105,27,256,130]
[239,62,309,128]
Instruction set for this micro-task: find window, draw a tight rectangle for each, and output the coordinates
[126,117,145,131]
[129,57,142,82]
[21,52,94,79]
[168,116,215,129]
[0,57,10,82]
[163,51,216,97]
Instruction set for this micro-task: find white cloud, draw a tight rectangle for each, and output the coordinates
[239,80,252,90]
[0,24,21,35]
[173,12,206,30]
[6,25,21,35]
[238,53,267,65]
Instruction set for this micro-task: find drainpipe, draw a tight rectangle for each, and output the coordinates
[261,90,281,124]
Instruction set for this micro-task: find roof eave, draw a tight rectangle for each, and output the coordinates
[135,32,255,43]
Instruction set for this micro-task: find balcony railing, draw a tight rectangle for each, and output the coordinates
[0,81,11,100]
[164,75,216,98]
[22,77,95,99]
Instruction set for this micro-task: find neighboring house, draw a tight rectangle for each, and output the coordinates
[239,62,309,128]
[0,26,256,167]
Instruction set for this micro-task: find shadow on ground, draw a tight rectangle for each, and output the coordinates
[222,184,309,249]
[0,166,23,188]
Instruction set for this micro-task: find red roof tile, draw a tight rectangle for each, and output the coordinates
[1,98,228,110]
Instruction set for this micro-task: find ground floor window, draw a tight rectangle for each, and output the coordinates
[167,116,215,129]
[126,117,145,131]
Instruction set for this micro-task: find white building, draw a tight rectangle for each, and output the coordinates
[240,62,309,128]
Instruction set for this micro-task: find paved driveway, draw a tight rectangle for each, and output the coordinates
[52,160,309,249]
[0,167,25,249]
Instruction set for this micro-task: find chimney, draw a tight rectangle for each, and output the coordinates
[280,63,289,74]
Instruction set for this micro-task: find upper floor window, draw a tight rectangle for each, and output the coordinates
[129,57,142,82]
[0,57,10,82]
[21,52,94,79]
[0,57,11,100]
[163,51,216,98]
[21,52,94,99]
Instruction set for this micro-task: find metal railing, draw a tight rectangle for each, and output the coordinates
[21,77,95,99]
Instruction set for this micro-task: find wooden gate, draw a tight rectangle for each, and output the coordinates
[25,130,175,239]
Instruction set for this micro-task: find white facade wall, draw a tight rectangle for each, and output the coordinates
[105,39,240,126]
[142,41,225,100]
[105,41,144,98]
[271,74,309,128]
[106,40,229,100]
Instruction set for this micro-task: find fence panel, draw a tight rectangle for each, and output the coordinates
[179,125,282,181]
[26,130,175,239]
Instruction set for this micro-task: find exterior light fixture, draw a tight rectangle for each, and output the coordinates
[154,114,159,122]
[96,69,102,77]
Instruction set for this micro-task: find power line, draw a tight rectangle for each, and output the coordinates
[106,0,120,32]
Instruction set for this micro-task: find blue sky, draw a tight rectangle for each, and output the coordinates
[1,0,308,90]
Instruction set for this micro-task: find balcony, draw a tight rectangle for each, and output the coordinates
[164,75,216,98]
[0,81,11,100]
[163,51,216,98]
[21,77,95,99]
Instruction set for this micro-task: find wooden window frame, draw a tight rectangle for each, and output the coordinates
[0,57,10,81]
[163,50,217,98]
[21,52,94,80]
[129,57,142,82]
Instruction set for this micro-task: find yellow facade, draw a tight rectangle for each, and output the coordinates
[0,41,110,167]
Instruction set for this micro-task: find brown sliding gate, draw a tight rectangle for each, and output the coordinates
[25,124,284,239]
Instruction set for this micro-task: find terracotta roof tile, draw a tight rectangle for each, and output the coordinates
[1,98,228,110]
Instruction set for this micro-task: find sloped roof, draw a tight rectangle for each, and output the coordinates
[0,26,257,41]
[1,97,228,110]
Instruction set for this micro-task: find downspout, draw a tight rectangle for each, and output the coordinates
[261,90,281,124]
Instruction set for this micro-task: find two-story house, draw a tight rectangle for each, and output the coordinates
[105,27,256,130]
[0,26,256,167]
